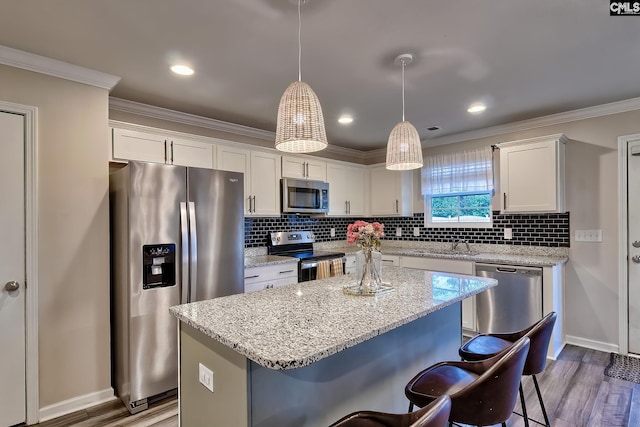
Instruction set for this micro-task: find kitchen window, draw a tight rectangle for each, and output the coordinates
[422,147,494,228]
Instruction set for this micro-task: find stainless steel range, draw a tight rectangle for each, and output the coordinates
[267,231,345,282]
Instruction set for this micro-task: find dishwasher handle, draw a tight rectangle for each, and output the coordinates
[475,263,542,277]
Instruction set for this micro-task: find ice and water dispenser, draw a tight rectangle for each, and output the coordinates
[142,244,176,289]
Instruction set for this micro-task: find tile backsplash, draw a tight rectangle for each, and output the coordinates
[245,211,570,248]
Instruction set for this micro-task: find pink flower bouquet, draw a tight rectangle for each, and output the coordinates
[346,220,385,251]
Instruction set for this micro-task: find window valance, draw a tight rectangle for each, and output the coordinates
[421,147,494,196]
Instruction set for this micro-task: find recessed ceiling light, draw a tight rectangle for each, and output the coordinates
[338,115,354,124]
[467,103,487,114]
[171,65,194,76]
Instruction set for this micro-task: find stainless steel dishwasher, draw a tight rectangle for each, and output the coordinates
[475,263,543,333]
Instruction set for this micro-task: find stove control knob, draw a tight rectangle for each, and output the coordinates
[307,233,313,239]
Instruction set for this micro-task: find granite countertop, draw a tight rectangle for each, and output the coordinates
[170,267,496,370]
[244,255,298,268]
[246,243,568,268]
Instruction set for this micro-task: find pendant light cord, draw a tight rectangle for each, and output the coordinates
[401,60,406,121]
[298,0,302,82]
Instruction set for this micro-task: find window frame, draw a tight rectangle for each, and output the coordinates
[424,191,493,229]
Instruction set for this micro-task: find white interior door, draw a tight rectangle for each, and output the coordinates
[628,140,640,354]
[0,111,26,425]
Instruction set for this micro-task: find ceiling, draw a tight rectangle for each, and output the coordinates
[1,0,639,151]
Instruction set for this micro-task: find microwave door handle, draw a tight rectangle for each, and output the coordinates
[180,202,189,304]
[188,202,198,302]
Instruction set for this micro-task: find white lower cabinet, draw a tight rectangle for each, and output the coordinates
[401,256,476,333]
[345,254,357,275]
[244,263,298,293]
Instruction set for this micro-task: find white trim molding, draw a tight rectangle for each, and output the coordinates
[566,335,619,355]
[38,388,115,423]
[109,97,366,160]
[0,100,39,424]
[0,45,120,90]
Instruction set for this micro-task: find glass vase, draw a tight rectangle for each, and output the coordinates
[356,247,382,292]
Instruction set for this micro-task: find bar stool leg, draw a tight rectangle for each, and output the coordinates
[532,374,551,426]
[519,382,530,427]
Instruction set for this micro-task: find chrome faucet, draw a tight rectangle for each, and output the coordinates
[452,239,471,252]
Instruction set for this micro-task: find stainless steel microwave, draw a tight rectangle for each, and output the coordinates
[281,178,329,214]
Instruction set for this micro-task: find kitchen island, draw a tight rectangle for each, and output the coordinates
[170,266,496,427]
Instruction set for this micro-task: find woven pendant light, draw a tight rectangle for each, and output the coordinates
[275,0,327,153]
[386,53,423,170]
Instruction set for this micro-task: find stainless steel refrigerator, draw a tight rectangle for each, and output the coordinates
[109,161,244,414]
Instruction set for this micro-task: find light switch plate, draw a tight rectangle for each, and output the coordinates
[504,228,512,240]
[395,227,402,237]
[575,229,603,242]
[199,363,214,392]
[413,227,420,237]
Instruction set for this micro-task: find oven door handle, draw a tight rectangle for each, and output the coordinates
[300,257,346,270]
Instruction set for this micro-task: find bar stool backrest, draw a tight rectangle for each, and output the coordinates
[328,395,451,427]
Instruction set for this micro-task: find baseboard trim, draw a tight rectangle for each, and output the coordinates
[38,388,116,422]
[566,335,619,354]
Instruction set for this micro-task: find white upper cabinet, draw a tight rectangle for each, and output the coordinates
[111,128,215,169]
[326,162,366,216]
[368,165,413,216]
[217,146,281,216]
[499,134,566,213]
[281,155,326,181]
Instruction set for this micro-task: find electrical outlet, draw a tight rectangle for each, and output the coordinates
[504,228,512,240]
[575,229,603,242]
[413,227,420,237]
[396,227,402,237]
[199,363,214,392]
[330,228,336,237]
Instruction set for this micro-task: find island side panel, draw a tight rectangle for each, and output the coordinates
[179,322,250,427]
[249,302,462,427]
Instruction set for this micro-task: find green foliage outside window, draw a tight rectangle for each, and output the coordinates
[430,193,491,223]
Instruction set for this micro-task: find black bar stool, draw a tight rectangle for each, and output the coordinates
[458,311,557,427]
[329,395,451,427]
[405,336,530,427]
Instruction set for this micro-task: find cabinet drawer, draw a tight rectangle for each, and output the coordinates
[381,254,400,267]
[244,263,298,285]
[244,276,298,293]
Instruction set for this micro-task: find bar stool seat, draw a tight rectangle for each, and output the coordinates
[329,395,451,427]
[405,336,530,427]
[458,312,557,427]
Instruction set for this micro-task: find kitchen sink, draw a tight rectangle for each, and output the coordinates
[409,249,480,257]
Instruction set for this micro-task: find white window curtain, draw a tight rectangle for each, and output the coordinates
[421,146,494,196]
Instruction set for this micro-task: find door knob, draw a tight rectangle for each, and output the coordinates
[633,256,640,264]
[633,241,640,248]
[4,281,20,292]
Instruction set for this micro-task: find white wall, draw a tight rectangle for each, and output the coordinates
[0,65,111,409]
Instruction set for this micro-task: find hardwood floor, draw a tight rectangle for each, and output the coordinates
[30,345,640,427]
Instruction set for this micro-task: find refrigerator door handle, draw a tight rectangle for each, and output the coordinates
[180,202,189,304]
[188,201,198,302]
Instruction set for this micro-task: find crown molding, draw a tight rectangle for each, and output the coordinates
[0,45,120,90]
[425,96,640,146]
[109,97,367,160]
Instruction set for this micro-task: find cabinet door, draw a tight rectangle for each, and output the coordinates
[500,138,563,212]
[400,256,476,332]
[217,146,251,213]
[369,166,401,215]
[346,167,366,216]
[327,163,349,215]
[250,151,281,216]
[112,128,166,163]
[170,137,214,169]
[282,156,326,181]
